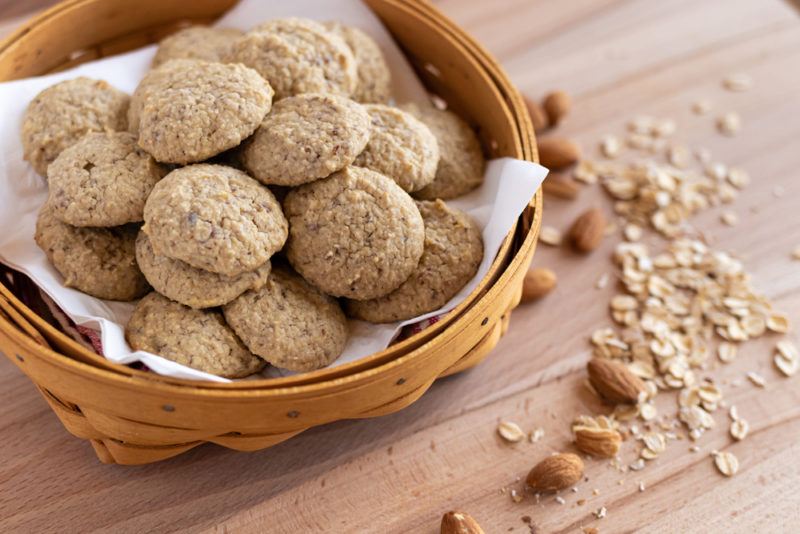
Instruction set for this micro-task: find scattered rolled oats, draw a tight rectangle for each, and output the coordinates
[691,100,711,115]
[596,273,610,289]
[539,226,563,246]
[746,372,766,388]
[730,418,749,441]
[668,145,691,168]
[497,421,526,443]
[638,481,646,492]
[774,340,799,377]
[713,451,739,477]
[729,405,739,421]
[623,224,643,242]
[726,168,750,189]
[717,112,741,136]
[555,496,566,505]
[718,342,737,363]
[722,74,753,92]
[600,136,622,158]
[720,211,738,226]
[529,427,546,443]
[510,489,523,503]
[594,506,608,519]
[766,313,790,334]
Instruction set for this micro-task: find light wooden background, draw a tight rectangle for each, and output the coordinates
[1,0,799,532]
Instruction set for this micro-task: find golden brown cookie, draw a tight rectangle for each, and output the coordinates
[152,26,243,67]
[34,203,149,301]
[224,266,348,372]
[226,18,357,99]
[143,164,287,277]
[403,103,485,200]
[22,77,129,177]
[138,61,273,163]
[353,104,439,192]
[284,166,425,300]
[240,93,370,186]
[126,292,266,378]
[347,200,483,322]
[135,232,272,309]
[47,132,166,227]
[323,22,391,103]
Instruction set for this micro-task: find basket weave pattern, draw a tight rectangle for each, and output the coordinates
[0,0,542,464]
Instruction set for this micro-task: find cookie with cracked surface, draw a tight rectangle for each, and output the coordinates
[22,77,129,177]
[347,200,483,323]
[353,104,439,192]
[152,26,242,67]
[284,166,424,300]
[403,103,485,200]
[128,59,199,135]
[138,61,273,163]
[225,18,357,99]
[34,203,149,301]
[143,164,287,277]
[223,266,347,372]
[135,231,272,309]
[323,21,391,103]
[47,132,166,227]
[240,93,370,186]
[126,292,265,378]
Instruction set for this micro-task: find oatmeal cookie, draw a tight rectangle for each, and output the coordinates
[240,93,370,186]
[143,164,287,277]
[127,59,198,135]
[284,166,424,300]
[223,266,347,372]
[353,104,439,192]
[323,22,391,103]
[138,61,273,163]
[34,203,149,301]
[347,200,483,322]
[22,77,129,177]
[135,232,272,309]
[47,132,166,227]
[225,18,357,99]
[126,292,265,378]
[152,26,243,67]
[403,103,485,200]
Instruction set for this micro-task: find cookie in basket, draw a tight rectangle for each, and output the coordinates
[403,103,486,200]
[347,200,483,322]
[225,18,357,99]
[47,132,166,227]
[126,292,266,378]
[240,93,371,186]
[224,266,347,372]
[137,61,273,163]
[152,26,243,67]
[354,104,440,192]
[34,203,149,301]
[135,232,272,309]
[323,21,391,104]
[143,164,287,277]
[127,59,198,135]
[22,77,129,177]
[284,166,424,300]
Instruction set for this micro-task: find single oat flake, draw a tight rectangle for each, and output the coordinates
[713,451,740,477]
[722,74,753,92]
[539,225,563,246]
[717,113,742,136]
[730,418,749,441]
[497,421,526,443]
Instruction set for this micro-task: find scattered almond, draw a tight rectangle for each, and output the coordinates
[526,453,584,492]
[538,137,581,169]
[521,268,557,302]
[569,208,607,253]
[441,511,485,534]
[574,426,622,458]
[542,174,580,200]
[587,358,646,404]
[524,95,550,132]
[543,90,572,126]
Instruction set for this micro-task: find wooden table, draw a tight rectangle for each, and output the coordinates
[1,0,799,532]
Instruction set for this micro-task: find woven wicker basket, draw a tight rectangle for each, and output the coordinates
[0,0,542,464]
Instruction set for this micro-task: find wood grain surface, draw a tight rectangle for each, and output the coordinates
[1,0,799,532]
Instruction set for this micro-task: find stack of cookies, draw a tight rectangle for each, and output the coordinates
[24,18,486,378]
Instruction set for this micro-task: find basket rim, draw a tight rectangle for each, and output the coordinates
[0,0,542,392]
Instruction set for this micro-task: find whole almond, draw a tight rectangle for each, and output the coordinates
[538,137,581,169]
[587,358,646,404]
[524,96,549,132]
[441,511,485,534]
[543,90,572,125]
[569,207,606,252]
[521,268,557,302]
[526,453,584,492]
[542,173,580,200]
[574,426,622,458]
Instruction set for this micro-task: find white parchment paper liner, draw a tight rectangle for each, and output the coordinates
[0,0,547,382]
